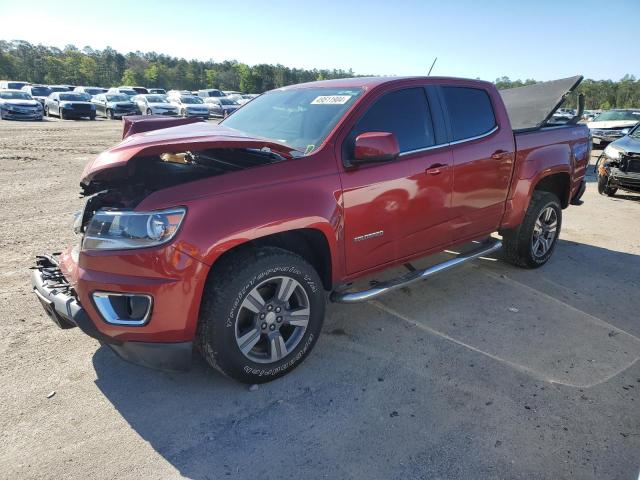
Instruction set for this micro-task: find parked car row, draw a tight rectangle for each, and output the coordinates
[1,79,259,121]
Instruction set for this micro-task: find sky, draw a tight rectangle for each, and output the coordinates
[0,0,637,82]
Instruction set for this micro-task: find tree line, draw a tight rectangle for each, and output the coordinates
[1,40,638,108]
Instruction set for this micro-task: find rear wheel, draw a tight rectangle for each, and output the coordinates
[197,247,325,384]
[597,174,617,196]
[146,108,152,115]
[44,106,49,117]
[59,110,65,120]
[502,191,562,268]
[106,109,114,120]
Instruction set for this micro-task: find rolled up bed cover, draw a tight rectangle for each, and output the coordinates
[499,75,583,132]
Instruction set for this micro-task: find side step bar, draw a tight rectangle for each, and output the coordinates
[330,239,502,304]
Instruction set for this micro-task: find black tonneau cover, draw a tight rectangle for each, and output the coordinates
[499,75,583,132]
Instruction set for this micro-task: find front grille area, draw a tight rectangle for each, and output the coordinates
[69,103,92,111]
[625,158,640,173]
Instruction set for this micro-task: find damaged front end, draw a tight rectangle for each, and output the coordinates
[597,144,640,194]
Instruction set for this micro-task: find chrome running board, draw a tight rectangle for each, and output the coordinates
[330,239,502,304]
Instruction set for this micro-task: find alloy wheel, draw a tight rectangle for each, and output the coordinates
[531,206,558,258]
[234,276,310,364]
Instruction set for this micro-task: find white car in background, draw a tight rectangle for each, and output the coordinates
[167,94,209,118]
[132,94,179,116]
[0,89,43,120]
[588,109,640,145]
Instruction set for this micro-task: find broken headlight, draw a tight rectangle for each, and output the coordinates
[82,207,186,251]
[603,145,622,160]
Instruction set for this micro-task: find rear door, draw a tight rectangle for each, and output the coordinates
[439,85,515,240]
[340,86,454,274]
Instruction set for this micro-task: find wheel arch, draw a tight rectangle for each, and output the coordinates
[205,227,335,291]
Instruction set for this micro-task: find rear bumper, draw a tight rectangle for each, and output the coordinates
[31,255,193,371]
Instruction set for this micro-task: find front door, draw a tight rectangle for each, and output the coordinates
[340,86,454,275]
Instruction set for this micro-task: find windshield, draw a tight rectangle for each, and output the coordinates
[629,124,640,139]
[593,110,640,122]
[106,94,129,102]
[7,82,27,89]
[60,93,89,101]
[222,87,363,153]
[49,86,68,93]
[31,86,51,97]
[150,89,165,94]
[0,91,32,100]
[84,88,103,95]
[119,89,137,96]
[146,95,168,103]
[180,96,203,104]
[220,98,238,105]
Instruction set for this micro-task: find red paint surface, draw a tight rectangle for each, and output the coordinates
[63,77,588,343]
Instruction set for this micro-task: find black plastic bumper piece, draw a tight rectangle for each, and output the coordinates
[31,255,192,372]
[570,179,586,205]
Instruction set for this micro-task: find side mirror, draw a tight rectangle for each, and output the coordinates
[352,132,399,165]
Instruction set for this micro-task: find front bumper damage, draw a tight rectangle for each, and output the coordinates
[31,254,193,371]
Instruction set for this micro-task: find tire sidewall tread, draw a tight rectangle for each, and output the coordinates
[198,247,324,384]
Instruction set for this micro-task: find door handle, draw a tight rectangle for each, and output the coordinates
[491,150,509,160]
[425,163,447,175]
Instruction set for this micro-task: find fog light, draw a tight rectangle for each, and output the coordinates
[92,292,152,326]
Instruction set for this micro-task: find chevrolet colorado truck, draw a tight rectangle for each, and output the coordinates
[31,76,589,383]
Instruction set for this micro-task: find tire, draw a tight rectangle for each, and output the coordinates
[146,108,152,115]
[106,109,114,120]
[59,109,65,120]
[89,113,96,120]
[197,247,325,384]
[502,191,562,268]
[44,106,49,117]
[597,174,617,196]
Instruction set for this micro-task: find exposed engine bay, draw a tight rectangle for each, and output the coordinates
[77,147,286,233]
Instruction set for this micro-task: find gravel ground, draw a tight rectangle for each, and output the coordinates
[0,118,639,480]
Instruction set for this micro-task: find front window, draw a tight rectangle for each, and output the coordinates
[0,91,32,100]
[222,87,363,153]
[180,96,203,104]
[31,87,51,97]
[146,95,169,103]
[220,98,238,105]
[7,82,27,89]
[59,93,90,101]
[593,110,640,122]
[106,94,130,102]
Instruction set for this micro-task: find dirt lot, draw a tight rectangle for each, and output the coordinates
[1,118,639,480]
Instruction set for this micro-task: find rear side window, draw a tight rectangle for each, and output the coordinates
[350,87,435,153]
[442,86,496,141]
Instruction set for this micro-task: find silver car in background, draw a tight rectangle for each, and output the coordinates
[167,94,209,118]
[21,85,52,106]
[132,94,179,116]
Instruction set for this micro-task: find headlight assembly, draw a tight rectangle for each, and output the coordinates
[603,144,621,160]
[82,207,186,251]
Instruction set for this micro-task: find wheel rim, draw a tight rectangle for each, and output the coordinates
[532,206,558,258]
[234,276,310,364]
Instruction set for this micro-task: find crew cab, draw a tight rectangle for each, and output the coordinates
[31,76,589,383]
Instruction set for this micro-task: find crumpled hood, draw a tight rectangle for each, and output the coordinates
[81,121,297,184]
[588,120,639,129]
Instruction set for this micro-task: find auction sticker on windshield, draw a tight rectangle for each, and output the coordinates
[311,95,352,105]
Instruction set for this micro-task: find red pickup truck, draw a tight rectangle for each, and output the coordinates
[32,76,589,383]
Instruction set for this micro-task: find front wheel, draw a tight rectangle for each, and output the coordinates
[597,174,617,196]
[197,247,325,383]
[146,108,152,115]
[502,191,562,268]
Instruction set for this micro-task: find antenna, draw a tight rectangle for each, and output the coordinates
[427,57,438,76]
